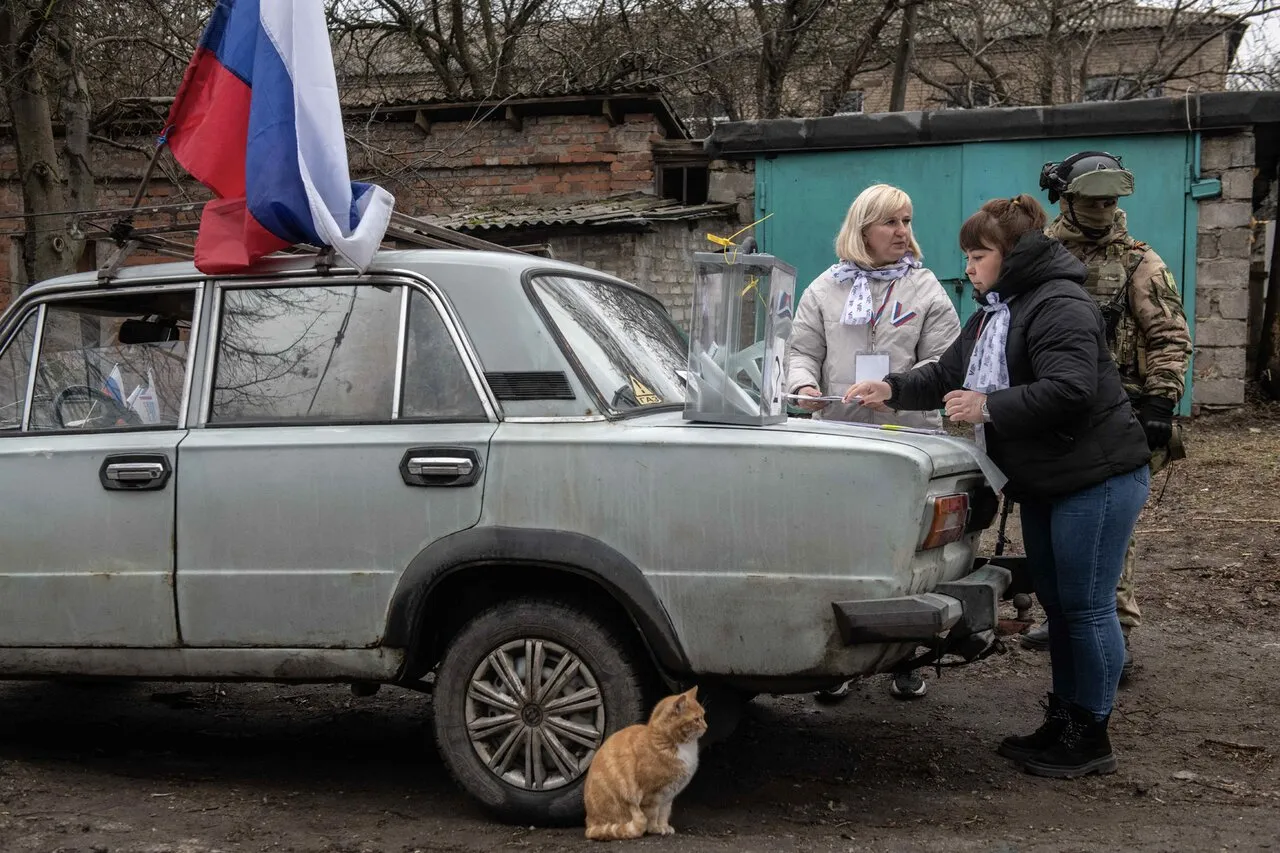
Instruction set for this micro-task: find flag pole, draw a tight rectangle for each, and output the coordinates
[100,130,175,282]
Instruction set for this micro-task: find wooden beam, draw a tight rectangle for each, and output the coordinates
[413,109,431,137]
[601,98,616,126]
[504,105,522,132]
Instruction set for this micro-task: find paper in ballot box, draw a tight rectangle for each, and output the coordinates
[685,250,796,426]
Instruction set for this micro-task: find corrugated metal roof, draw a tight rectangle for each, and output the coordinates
[426,194,735,232]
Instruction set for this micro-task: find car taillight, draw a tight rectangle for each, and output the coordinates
[922,493,970,550]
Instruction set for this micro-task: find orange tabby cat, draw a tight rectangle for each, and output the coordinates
[583,687,707,841]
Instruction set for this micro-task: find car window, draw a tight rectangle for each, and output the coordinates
[0,311,37,431]
[401,290,487,420]
[210,284,399,424]
[529,275,687,414]
[27,291,195,432]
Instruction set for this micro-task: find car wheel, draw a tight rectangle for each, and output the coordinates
[433,597,650,825]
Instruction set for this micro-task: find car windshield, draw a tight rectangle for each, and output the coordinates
[529,274,688,415]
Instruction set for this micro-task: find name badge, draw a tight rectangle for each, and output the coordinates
[854,351,891,385]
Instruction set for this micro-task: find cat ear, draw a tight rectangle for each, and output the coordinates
[672,694,687,713]
[684,686,699,701]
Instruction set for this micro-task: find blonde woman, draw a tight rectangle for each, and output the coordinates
[789,183,961,431]
[788,183,961,701]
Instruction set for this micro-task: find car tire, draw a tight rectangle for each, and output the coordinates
[698,683,755,746]
[433,596,650,826]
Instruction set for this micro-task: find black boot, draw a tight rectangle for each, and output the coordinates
[1023,701,1117,778]
[998,693,1069,762]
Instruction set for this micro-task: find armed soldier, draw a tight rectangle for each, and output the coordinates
[1022,151,1192,678]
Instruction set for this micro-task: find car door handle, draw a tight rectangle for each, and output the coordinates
[106,462,166,481]
[406,456,474,477]
[99,453,172,491]
[400,447,481,487]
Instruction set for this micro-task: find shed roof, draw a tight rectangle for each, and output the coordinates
[426,193,735,232]
[705,91,1280,157]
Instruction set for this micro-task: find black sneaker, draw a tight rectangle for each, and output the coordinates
[1023,701,1117,778]
[814,680,854,703]
[1021,621,1051,651]
[998,693,1069,762]
[888,670,928,699]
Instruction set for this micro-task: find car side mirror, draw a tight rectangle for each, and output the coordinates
[118,319,180,345]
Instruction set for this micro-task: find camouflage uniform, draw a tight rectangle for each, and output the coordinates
[1046,209,1193,632]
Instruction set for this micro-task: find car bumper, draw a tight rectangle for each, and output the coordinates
[830,562,1012,646]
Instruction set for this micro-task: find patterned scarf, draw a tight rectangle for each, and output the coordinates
[830,254,920,326]
[963,291,1012,449]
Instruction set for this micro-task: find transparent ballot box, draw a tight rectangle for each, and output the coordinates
[685,251,796,426]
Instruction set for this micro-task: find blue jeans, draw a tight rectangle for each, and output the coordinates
[1020,467,1150,721]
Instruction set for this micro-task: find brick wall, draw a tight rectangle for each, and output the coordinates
[347,112,663,216]
[1193,130,1256,409]
[0,109,671,314]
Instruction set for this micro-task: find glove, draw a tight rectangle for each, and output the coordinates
[1136,395,1175,450]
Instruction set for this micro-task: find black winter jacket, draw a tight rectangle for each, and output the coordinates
[886,231,1151,501]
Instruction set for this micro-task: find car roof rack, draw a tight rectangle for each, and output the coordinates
[81,202,525,284]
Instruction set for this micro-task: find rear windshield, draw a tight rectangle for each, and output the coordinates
[528,274,688,415]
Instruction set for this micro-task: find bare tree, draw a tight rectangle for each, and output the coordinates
[910,0,1277,110]
[328,0,561,100]
[1,0,83,285]
[1,0,204,287]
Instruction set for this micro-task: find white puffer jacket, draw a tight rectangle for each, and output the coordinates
[786,266,962,429]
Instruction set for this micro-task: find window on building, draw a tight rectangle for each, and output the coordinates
[937,81,994,110]
[1084,76,1164,102]
[658,165,709,204]
[821,90,865,115]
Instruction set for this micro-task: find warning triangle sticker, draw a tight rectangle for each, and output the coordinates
[629,376,661,405]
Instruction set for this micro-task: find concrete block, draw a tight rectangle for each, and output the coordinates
[1196,231,1219,260]
[1219,168,1255,202]
[1192,346,1247,380]
[1217,227,1255,259]
[1195,290,1214,318]
[708,169,755,204]
[1192,376,1246,407]
[1215,288,1251,321]
[1196,258,1250,290]
[1200,133,1254,171]
[1194,317,1247,348]
[1198,201,1252,230]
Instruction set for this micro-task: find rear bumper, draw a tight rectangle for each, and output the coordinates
[830,562,1012,646]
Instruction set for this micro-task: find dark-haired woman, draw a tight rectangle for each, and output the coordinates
[846,194,1151,778]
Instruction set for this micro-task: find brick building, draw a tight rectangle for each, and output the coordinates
[0,89,737,326]
[821,3,1246,115]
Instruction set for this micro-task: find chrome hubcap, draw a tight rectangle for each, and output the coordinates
[465,638,605,791]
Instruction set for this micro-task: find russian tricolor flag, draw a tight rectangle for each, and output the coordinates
[165,0,394,274]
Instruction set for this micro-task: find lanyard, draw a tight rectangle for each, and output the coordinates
[868,279,898,350]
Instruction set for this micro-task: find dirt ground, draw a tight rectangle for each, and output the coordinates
[2,406,1278,853]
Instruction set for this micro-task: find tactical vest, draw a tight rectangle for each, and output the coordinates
[1081,240,1148,396]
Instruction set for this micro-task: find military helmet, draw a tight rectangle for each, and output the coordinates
[1039,150,1134,203]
